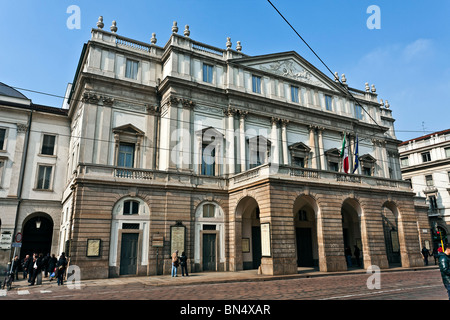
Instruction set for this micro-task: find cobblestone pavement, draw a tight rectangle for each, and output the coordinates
[0,265,446,301]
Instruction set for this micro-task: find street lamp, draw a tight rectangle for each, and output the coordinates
[36,217,41,229]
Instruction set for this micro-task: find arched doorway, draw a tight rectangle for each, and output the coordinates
[20,214,54,261]
[237,197,261,270]
[382,202,401,267]
[341,199,363,269]
[293,195,318,267]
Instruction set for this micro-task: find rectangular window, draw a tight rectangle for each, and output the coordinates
[422,152,431,163]
[354,104,363,120]
[123,200,139,215]
[125,59,139,80]
[36,165,52,190]
[292,156,304,168]
[201,144,215,176]
[325,95,333,111]
[425,175,434,186]
[363,167,372,176]
[400,157,409,167]
[41,134,56,155]
[203,204,215,218]
[445,147,450,158]
[329,162,339,172]
[118,143,135,168]
[252,75,261,93]
[428,195,438,210]
[0,128,6,150]
[203,64,213,83]
[291,86,299,103]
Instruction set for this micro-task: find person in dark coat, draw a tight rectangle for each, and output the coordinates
[354,245,361,267]
[22,255,30,280]
[438,243,450,300]
[56,252,68,286]
[179,252,189,277]
[421,247,430,266]
[11,255,20,280]
[42,253,50,277]
[29,253,43,286]
[26,253,36,283]
[48,254,57,281]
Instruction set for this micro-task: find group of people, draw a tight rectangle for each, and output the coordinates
[171,250,189,277]
[10,252,68,286]
[344,245,361,268]
[421,245,446,266]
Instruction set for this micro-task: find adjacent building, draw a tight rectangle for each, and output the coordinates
[399,129,450,250]
[0,18,431,279]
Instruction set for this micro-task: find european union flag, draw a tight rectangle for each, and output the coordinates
[352,135,359,174]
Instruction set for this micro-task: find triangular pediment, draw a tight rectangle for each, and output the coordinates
[112,123,145,136]
[289,142,310,152]
[196,126,224,141]
[359,154,377,163]
[325,148,341,157]
[234,52,344,93]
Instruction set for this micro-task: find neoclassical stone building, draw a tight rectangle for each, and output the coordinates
[1,18,431,279]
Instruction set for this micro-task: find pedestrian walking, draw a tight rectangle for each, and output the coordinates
[421,246,430,266]
[26,253,36,283]
[22,255,30,280]
[171,250,179,277]
[180,251,189,277]
[48,254,57,281]
[42,253,50,278]
[433,247,439,265]
[354,245,361,267]
[438,243,450,300]
[11,255,19,281]
[29,253,43,286]
[345,246,352,267]
[56,252,68,286]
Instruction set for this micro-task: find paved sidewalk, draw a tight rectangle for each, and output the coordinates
[8,264,439,291]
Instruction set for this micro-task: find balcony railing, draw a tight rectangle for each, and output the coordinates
[76,163,411,192]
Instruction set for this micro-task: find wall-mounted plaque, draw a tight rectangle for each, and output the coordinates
[261,223,271,257]
[86,239,101,257]
[242,238,250,253]
[170,225,185,254]
[0,233,12,250]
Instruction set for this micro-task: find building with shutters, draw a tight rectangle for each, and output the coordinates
[398,129,450,250]
[0,18,431,279]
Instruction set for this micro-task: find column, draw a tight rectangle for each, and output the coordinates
[380,140,390,178]
[317,127,325,170]
[270,117,280,165]
[180,99,194,171]
[224,107,237,175]
[281,119,289,165]
[308,125,317,169]
[239,110,248,172]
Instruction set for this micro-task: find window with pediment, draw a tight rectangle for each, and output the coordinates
[288,142,310,168]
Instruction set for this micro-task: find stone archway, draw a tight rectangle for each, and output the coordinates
[235,196,261,270]
[382,202,402,267]
[293,195,319,268]
[20,213,54,262]
[341,198,363,269]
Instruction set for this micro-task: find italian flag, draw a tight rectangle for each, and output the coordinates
[340,134,349,173]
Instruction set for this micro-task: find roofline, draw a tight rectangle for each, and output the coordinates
[399,128,450,146]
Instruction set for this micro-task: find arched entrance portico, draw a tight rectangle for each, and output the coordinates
[20,213,54,261]
[236,196,261,270]
[293,195,318,268]
[341,199,363,269]
[382,202,402,267]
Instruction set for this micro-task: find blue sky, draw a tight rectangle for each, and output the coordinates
[0,0,449,142]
